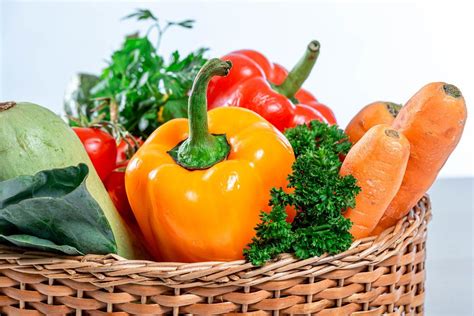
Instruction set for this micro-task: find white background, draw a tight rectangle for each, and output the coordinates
[0,2,473,314]
[1,0,473,177]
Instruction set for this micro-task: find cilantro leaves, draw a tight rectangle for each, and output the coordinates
[64,9,208,137]
[244,121,360,266]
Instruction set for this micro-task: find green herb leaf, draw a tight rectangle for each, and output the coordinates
[284,120,352,158]
[289,148,359,228]
[243,189,294,266]
[162,97,188,121]
[0,164,117,255]
[168,19,195,29]
[65,10,208,137]
[123,9,158,22]
[245,121,360,266]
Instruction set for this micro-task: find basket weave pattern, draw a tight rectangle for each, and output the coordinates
[0,197,431,315]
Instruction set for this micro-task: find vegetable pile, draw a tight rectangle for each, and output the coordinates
[0,101,144,258]
[0,9,468,268]
[64,9,207,220]
[126,59,294,262]
[72,126,142,221]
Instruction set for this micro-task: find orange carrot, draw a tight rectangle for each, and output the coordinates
[340,124,410,239]
[345,101,401,144]
[373,82,467,234]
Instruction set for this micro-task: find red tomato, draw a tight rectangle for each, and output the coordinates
[73,127,117,181]
[116,137,143,164]
[109,137,142,221]
[104,164,135,223]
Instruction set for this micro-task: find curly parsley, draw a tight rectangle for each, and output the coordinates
[244,121,360,266]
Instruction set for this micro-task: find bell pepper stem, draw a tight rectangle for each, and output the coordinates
[168,59,232,170]
[275,40,320,99]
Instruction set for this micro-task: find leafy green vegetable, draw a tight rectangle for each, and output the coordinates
[0,164,117,255]
[65,9,208,137]
[0,235,83,255]
[244,190,294,265]
[284,121,352,157]
[162,97,188,121]
[244,121,360,266]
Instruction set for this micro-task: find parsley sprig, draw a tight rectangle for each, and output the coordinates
[244,121,360,266]
[64,9,208,137]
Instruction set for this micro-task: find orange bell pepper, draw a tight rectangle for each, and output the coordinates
[125,59,295,262]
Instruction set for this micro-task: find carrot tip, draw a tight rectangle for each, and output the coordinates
[443,84,462,98]
[385,102,402,117]
[384,129,399,138]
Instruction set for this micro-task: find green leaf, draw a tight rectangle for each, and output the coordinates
[0,235,83,255]
[244,189,294,266]
[284,120,352,158]
[168,19,195,29]
[123,9,157,22]
[162,97,188,121]
[0,164,117,255]
[66,9,208,138]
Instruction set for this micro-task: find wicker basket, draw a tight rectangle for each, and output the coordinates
[0,196,431,316]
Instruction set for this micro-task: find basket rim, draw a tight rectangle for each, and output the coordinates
[0,196,431,289]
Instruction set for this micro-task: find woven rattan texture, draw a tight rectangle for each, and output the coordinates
[0,197,431,315]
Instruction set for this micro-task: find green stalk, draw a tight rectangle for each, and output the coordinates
[168,59,232,170]
[274,40,320,99]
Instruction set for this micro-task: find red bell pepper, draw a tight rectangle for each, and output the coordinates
[207,41,336,131]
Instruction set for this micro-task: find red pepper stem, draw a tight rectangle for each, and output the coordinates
[168,59,232,170]
[275,40,320,99]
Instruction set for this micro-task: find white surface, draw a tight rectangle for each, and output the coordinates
[1,0,473,177]
[425,178,473,315]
